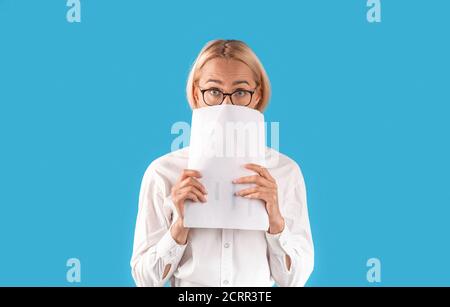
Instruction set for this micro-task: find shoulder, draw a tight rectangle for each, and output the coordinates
[146,147,189,173]
[140,147,189,194]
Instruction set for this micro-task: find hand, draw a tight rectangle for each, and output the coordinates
[233,163,285,234]
[170,169,207,244]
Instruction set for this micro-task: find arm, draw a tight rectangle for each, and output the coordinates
[130,167,187,287]
[234,163,314,287]
[130,167,206,287]
[265,165,314,286]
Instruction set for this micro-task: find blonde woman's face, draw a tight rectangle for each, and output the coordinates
[194,58,261,109]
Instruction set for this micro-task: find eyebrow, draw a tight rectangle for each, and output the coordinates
[205,79,251,86]
[232,80,250,86]
[205,79,223,85]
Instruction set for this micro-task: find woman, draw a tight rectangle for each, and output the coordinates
[130,39,314,287]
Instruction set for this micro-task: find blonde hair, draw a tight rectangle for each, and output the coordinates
[186,39,271,112]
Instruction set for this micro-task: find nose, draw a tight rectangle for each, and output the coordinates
[223,94,233,105]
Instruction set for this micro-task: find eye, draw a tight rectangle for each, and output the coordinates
[208,89,222,97]
[234,90,247,97]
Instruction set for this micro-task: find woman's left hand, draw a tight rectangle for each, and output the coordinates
[233,163,285,234]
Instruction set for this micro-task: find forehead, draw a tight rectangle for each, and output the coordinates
[198,58,256,84]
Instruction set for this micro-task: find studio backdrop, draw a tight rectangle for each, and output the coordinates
[0,0,449,286]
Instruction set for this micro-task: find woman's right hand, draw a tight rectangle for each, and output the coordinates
[170,169,207,244]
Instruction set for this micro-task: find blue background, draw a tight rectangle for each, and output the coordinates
[0,0,449,286]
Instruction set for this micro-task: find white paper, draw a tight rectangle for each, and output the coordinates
[184,105,269,231]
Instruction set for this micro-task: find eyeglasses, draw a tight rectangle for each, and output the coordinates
[199,87,257,107]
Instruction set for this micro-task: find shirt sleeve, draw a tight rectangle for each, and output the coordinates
[130,164,187,287]
[265,162,314,287]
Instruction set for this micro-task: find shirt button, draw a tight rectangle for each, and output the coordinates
[223,280,229,285]
[224,243,230,248]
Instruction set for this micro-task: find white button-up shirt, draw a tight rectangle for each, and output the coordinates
[130,146,314,287]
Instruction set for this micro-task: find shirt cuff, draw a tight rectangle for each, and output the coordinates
[265,225,293,257]
[156,228,187,264]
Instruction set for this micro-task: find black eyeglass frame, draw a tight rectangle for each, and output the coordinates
[199,87,257,107]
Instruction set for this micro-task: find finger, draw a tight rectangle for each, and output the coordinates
[180,169,202,180]
[243,191,274,204]
[242,192,267,200]
[179,177,207,194]
[235,186,263,196]
[245,163,275,182]
[174,190,198,203]
[235,186,272,197]
[178,186,207,202]
[185,192,200,203]
[232,175,274,188]
[244,163,265,176]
